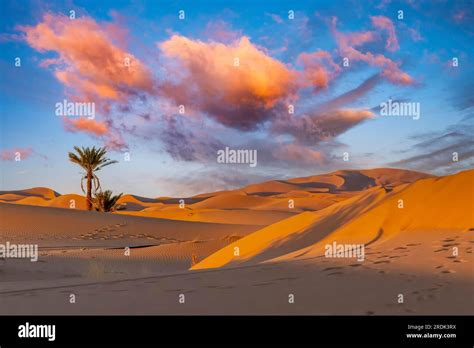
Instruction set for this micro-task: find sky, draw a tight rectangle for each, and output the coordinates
[0,0,473,197]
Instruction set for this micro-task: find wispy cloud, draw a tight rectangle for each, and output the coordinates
[388,123,474,173]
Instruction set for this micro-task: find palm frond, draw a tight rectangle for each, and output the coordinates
[93,190,123,212]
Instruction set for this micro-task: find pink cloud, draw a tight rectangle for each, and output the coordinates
[64,118,108,136]
[298,50,341,91]
[19,13,154,103]
[331,17,413,85]
[408,27,423,42]
[204,20,242,43]
[370,16,399,51]
[266,13,284,24]
[273,143,325,165]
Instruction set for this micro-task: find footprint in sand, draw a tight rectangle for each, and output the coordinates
[373,260,391,264]
[434,248,449,252]
[443,243,460,248]
[322,266,343,272]
[327,271,343,276]
[271,276,299,281]
[441,269,455,274]
[252,282,274,287]
[423,287,440,292]
[453,259,466,263]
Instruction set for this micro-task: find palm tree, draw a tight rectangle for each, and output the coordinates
[68,146,118,210]
[93,190,123,212]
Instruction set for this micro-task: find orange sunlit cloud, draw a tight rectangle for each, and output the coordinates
[64,118,109,136]
[20,13,154,102]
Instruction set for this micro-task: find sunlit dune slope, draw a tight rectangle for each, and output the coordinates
[191,185,390,269]
[191,170,473,270]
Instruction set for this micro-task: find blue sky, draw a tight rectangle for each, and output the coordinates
[1,0,473,197]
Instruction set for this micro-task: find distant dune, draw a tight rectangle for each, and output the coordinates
[0,187,59,200]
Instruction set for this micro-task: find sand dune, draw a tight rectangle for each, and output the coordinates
[4,193,89,210]
[119,207,295,225]
[191,186,387,270]
[0,202,261,247]
[285,168,432,192]
[0,168,432,216]
[1,168,472,315]
[0,187,59,200]
[0,193,29,202]
[192,170,473,270]
[191,193,274,210]
[276,169,473,261]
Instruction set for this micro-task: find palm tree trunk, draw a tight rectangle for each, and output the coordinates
[86,171,92,210]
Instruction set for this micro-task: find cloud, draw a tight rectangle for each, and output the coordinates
[17,12,414,170]
[272,143,326,165]
[297,50,341,91]
[20,13,157,150]
[330,17,413,85]
[160,116,223,162]
[265,13,284,24]
[318,74,381,111]
[1,147,34,161]
[273,108,373,145]
[20,13,154,103]
[158,169,275,197]
[370,16,399,52]
[64,118,109,136]
[407,27,423,42]
[204,20,242,43]
[388,123,474,173]
[451,82,474,112]
[159,35,299,130]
